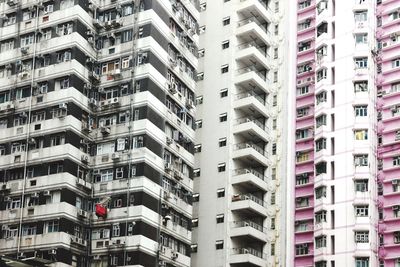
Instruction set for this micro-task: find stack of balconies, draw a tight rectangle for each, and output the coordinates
[294,0,316,266]
[230,0,278,266]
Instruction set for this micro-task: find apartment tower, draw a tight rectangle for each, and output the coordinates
[294,0,379,266]
[192,0,292,266]
[0,0,198,266]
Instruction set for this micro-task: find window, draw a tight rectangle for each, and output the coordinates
[1,39,14,52]
[219,113,227,122]
[316,114,327,127]
[317,0,328,13]
[315,162,327,175]
[297,63,312,74]
[315,138,326,152]
[316,91,327,104]
[297,107,310,117]
[296,173,309,185]
[394,231,400,244]
[216,214,224,223]
[393,58,400,68]
[271,193,276,205]
[271,243,275,256]
[217,163,226,172]
[355,257,369,267]
[355,58,368,68]
[222,17,230,25]
[220,88,228,98]
[215,240,224,249]
[354,81,368,92]
[298,20,311,31]
[391,82,400,93]
[354,11,367,22]
[219,138,227,147]
[57,50,71,63]
[98,169,113,182]
[354,155,368,166]
[296,152,309,163]
[112,224,120,237]
[315,186,326,199]
[296,197,309,208]
[394,156,400,166]
[22,225,37,236]
[316,261,329,267]
[271,217,276,229]
[299,0,311,9]
[221,65,229,73]
[295,244,309,255]
[57,23,73,36]
[354,106,367,117]
[222,40,229,49]
[355,231,369,243]
[50,135,65,146]
[296,129,309,140]
[191,244,198,253]
[391,11,400,21]
[317,68,327,81]
[121,30,133,43]
[355,33,368,44]
[46,220,59,233]
[355,205,369,217]
[21,34,34,47]
[315,210,327,223]
[298,41,311,52]
[192,193,200,202]
[60,78,70,89]
[116,167,124,179]
[354,129,368,140]
[355,179,368,192]
[297,85,309,96]
[315,235,327,248]
[217,188,225,198]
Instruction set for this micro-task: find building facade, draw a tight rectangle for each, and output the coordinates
[191,0,292,266]
[0,0,198,266]
[293,0,383,267]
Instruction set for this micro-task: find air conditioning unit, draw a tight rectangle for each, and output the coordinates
[100,127,111,135]
[78,209,87,217]
[43,190,51,196]
[110,97,119,105]
[166,137,173,145]
[7,0,18,6]
[168,83,177,93]
[112,153,120,160]
[21,47,29,54]
[49,249,57,255]
[93,254,101,260]
[81,155,89,163]
[393,205,400,211]
[88,98,97,106]
[2,225,8,230]
[392,180,399,185]
[163,191,172,200]
[4,197,11,202]
[32,192,39,198]
[59,103,67,109]
[171,251,178,259]
[165,162,172,171]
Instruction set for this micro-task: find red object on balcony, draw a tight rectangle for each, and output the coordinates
[95,204,107,218]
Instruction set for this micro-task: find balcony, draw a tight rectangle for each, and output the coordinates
[230,247,266,267]
[231,194,269,217]
[232,168,271,192]
[233,142,270,167]
[0,232,72,253]
[233,117,271,143]
[236,17,271,46]
[230,221,268,243]
[237,0,273,22]
[236,41,271,70]
[235,66,270,94]
[233,92,270,118]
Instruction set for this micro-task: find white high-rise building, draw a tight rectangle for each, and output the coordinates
[191,0,294,266]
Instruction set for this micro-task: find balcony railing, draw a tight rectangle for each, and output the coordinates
[231,247,266,259]
[232,220,267,233]
[234,117,267,131]
[232,193,266,207]
[237,41,269,58]
[235,91,266,105]
[232,168,268,182]
[236,66,268,81]
[233,142,268,157]
[237,17,270,35]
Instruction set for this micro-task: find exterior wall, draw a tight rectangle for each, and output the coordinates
[192,0,289,266]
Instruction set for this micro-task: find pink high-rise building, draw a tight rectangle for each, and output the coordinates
[292,0,400,266]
